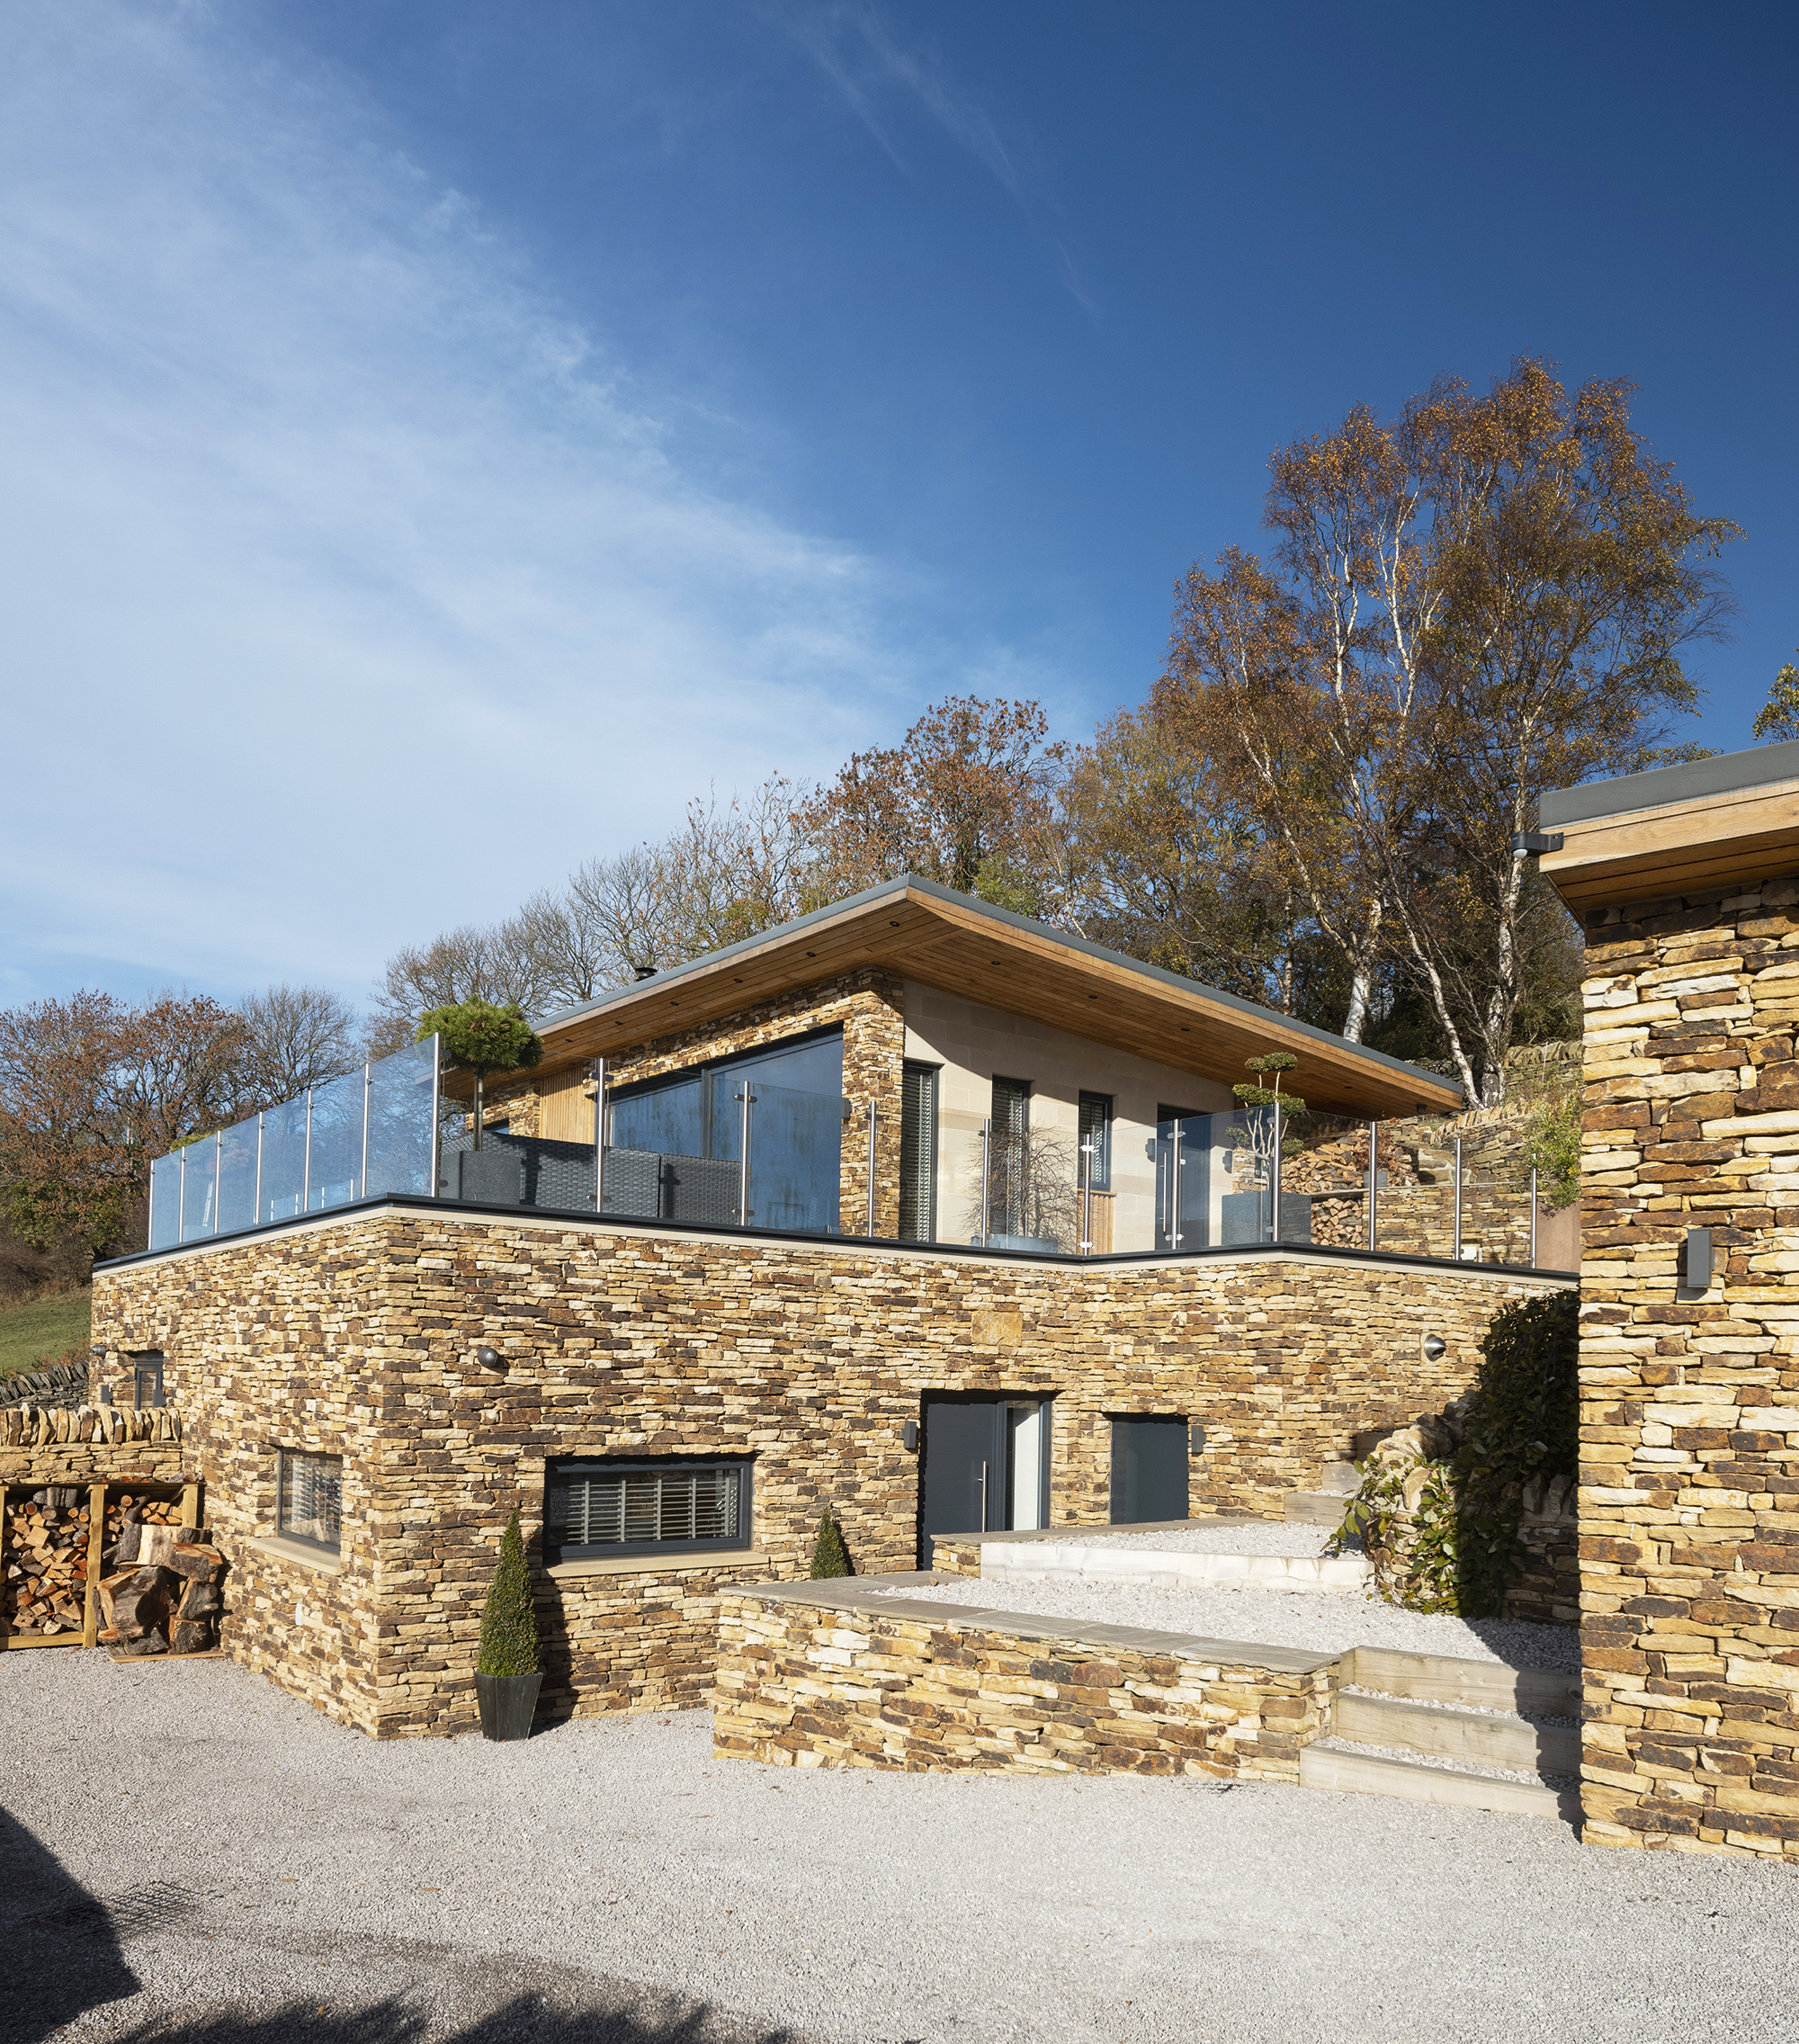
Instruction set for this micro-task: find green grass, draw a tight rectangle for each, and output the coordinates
[0,1290,92,1380]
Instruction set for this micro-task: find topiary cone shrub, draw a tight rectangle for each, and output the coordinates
[477,1508,540,1677]
[809,1509,851,1580]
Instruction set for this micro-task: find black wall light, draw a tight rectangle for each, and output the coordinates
[1422,1335,1446,1361]
[1189,1422,1206,1456]
[902,1421,918,1453]
[476,1346,505,1370]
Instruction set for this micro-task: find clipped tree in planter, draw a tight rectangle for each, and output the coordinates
[809,1508,851,1580]
[416,1000,542,1151]
[474,1507,541,1741]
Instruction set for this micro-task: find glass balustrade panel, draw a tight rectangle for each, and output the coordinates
[365,1038,437,1199]
[217,1119,260,1233]
[307,1070,365,1213]
[179,1139,218,1241]
[260,1097,308,1224]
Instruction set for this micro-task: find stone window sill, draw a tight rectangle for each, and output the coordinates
[245,1534,345,1577]
[547,1549,771,1582]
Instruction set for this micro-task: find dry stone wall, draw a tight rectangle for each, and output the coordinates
[92,1208,1566,1736]
[712,1582,1336,1779]
[1577,871,1799,1861]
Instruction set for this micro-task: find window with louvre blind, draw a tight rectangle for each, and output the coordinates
[899,1061,938,1242]
[1078,1091,1113,1191]
[545,1458,751,1559]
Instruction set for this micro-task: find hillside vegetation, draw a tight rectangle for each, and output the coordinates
[0,1289,91,1381]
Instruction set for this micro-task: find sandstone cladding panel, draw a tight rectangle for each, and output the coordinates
[1577,871,1799,1862]
[94,1212,1566,1737]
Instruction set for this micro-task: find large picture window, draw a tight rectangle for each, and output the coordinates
[546,1457,751,1560]
[276,1449,343,1551]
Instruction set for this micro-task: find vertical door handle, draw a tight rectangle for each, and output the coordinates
[980,1459,989,1529]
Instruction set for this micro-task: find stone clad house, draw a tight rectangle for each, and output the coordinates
[90,876,1570,1738]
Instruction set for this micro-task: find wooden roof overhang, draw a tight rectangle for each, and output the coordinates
[1539,740,1799,913]
[496,876,1460,1121]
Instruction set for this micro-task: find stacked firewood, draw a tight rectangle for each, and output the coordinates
[98,1494,226,1656]
[1,1488,94,1636]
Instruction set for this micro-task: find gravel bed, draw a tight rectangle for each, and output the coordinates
[1067,1520,1336,1556]
[879,1573,1581,1668]
[1311,1734,1574,1790]
[5,1651,1795,2044]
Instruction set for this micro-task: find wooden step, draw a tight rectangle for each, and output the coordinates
[1284,1492,1349,1528]
[1299,1740,1578,1822]
[1335,1690,1579,1775]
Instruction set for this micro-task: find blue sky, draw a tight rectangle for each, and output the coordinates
[3,1,1795,1014]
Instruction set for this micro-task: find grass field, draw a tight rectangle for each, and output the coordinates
[0,1290,92,1379]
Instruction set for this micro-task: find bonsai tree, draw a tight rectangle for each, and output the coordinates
[416,1000,542,1150]
[477,1507,540,1677]
[809,1508,851,1580]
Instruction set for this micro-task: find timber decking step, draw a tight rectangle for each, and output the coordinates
[1340,1645,1580,1719]
[1334,1689,1580,1775]
[1299,1739,1579,1822]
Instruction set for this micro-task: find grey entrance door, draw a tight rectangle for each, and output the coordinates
[920,1398,1008,1565]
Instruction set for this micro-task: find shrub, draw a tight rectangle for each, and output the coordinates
[1332,1290,1578,1617]
[477,1508,540,1677]
[809,1509,851,1580]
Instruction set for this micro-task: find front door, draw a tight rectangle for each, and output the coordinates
[919,1396,1051,1564]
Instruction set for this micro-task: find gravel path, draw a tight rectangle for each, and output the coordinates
[878,1574,1580,1669]
[7,1649,1794,2044]
[1072,1520,1336,1556]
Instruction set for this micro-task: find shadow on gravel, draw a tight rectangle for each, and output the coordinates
[0,1805,140,2044]
[95,1998,812,2044]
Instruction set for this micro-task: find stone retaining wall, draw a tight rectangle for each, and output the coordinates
[712,1582,1335,1779]
[1,1358,92,1412]
[1578,871,1799,1861]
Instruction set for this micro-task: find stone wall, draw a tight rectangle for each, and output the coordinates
[1,1358,93,1412]
[1577,870,1799,1861]
[483,970,908,1238]
[92,1207,1568,1736]
[712,1582,1336,1779]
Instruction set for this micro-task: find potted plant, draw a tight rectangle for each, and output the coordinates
[415,999,542,1152]
[474,1507,541,1741]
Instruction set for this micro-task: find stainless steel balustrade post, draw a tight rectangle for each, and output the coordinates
[303,1088,313,1215]
[178,1148,187,1244]
[1270,1100,1283,1243]
[1170,1118,1183,1249]
[1079,1137,1093,1254]
[980,1117,991,1245]
[865,1104,878,1236]
[428,1034,443,1198]
[738,1085,755,1225]
[361,1061,371,1199]
[591,1057,607,1215]
[214,1130,223,1235]
[1453,1134,1463,1260]
[1530,1167,1539,1267]
[255,1112,264,1228]
[1368,1120,1379,1251]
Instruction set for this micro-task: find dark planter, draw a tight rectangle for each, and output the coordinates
[475,1670,542,1742]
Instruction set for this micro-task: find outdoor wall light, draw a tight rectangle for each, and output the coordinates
[100,1386,112,1406]
[902,1421,918,1453]
[1681,1228,1714,1290]
[1422,1335,1447,1361]
[1189,1422,1206,1456]
[476,1346,505,1370]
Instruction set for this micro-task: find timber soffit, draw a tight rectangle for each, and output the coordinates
[1539,738,1799,911]
[515,874,1462,1120]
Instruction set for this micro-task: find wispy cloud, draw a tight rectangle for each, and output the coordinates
[773,1,1090,305]
[0,3,944,1008]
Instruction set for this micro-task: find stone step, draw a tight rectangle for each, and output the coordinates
[1335,1690,1580,1775]
[1284,1492,1350,1528]
[1341,1645,1580,1719]
[1299,1740,1578,1822]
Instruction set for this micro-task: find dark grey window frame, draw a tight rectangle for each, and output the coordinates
[1078,1090,1113,1192]
[899,1059,940,1243]
[274,1446,344,1554]
[545,1455,755,1562]
[604,1023,846,1153]
[130,1352,165,1410]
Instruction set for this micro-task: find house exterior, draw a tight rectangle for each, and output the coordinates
[91,875,1572,1738]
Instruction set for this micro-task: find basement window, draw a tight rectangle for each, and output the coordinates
[276,1449,343,1553]
[545,1457,751,1560]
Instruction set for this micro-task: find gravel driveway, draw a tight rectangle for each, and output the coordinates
[5,1649,1796,2044]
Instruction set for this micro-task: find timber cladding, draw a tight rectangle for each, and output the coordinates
[1577,871,1799,1860]
[90,1209,1566,1738]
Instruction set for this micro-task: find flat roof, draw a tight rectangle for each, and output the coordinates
[1538,739,1799,911]
[521,874,1462,1119]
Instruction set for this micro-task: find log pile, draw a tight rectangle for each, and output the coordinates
[1,1488,94,1636]
[98,1493,225,1657]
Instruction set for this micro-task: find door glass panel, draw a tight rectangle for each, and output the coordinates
[1008,1403,1045,1530]
[1154,1113,1213,1251]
